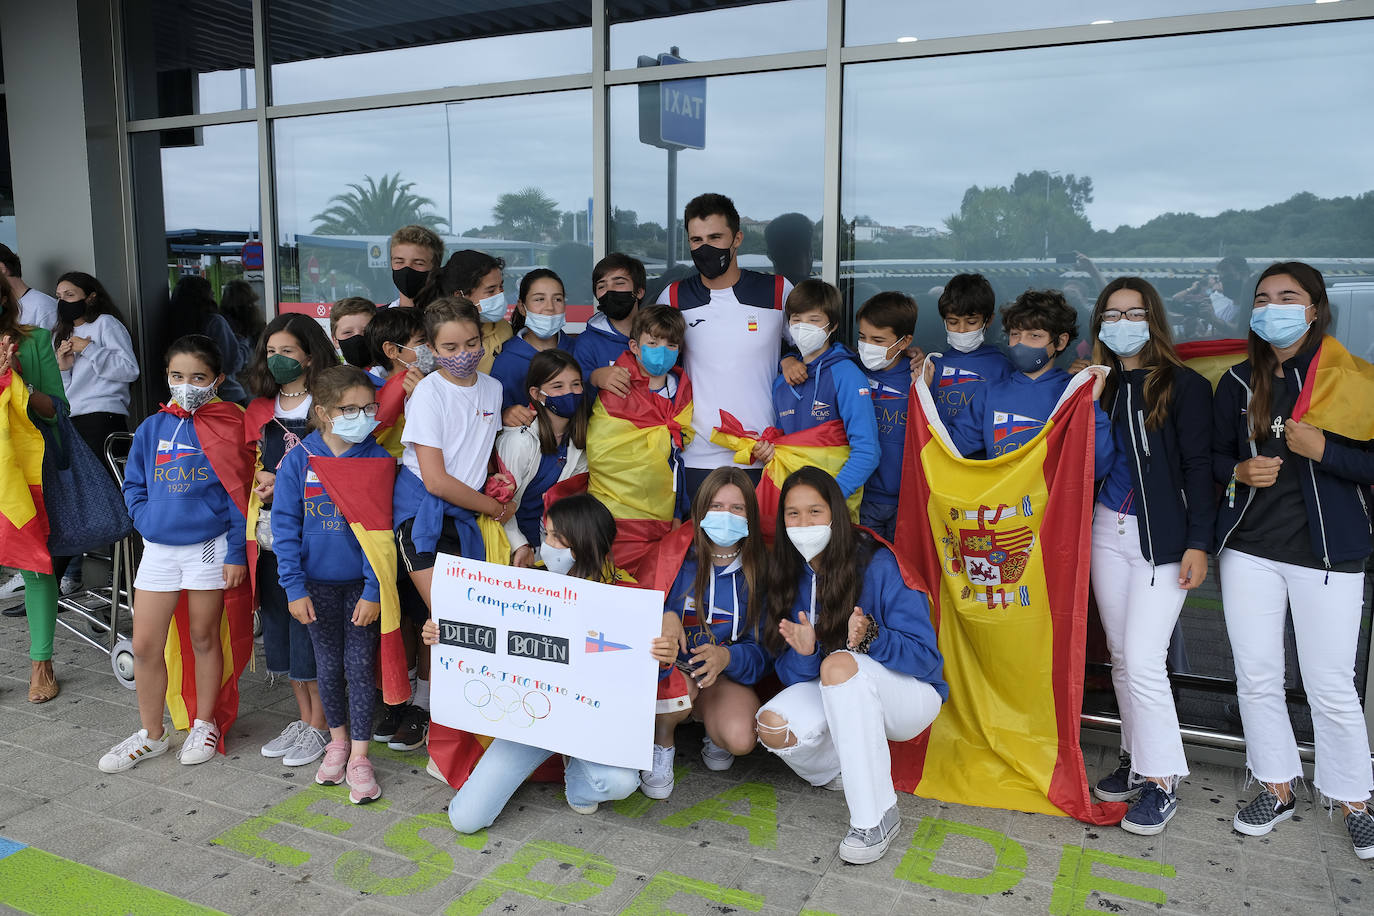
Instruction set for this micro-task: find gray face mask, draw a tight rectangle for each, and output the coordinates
[400,343,437,375]
[169,381,217,413]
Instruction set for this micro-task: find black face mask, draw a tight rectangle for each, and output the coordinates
[596,290,638,321]
[339,335,373,368]
[392,266,432,300]
[691,243,733,280]
[58,298,86,324]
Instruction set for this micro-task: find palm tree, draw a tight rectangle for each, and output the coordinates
[311,173,448,235]
[492,187,561,242]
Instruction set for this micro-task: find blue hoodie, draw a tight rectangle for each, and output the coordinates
[664,549,769,686]
[271,431,391,603]
[771,342,881,497]
[947,367,1114,476]
[929,344,1012,425]
[123,410,247,564]
[863,360,911,504]
[772,542,947,700]
[490,329,573,411]
[571,312,632,397]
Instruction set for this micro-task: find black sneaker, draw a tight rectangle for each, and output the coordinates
[373,703,408,743]
[1094,753,1146,802]
[388,705,429,751]
[1233,786,1296,836]
[1346,805,1374,861]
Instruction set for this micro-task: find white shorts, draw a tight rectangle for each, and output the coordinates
[133,535,230,592]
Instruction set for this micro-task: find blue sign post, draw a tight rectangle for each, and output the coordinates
[638,49,707,265]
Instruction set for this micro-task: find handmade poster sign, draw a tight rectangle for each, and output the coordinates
[429,553,662,771]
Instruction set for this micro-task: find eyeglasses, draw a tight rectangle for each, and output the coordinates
[1101,309,1149,323]
[333,404,379,420]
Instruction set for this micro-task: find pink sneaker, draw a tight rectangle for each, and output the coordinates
[347,756,381,805]
[314,740,348,786]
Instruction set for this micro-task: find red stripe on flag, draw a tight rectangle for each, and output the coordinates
[379,628,410,706]
[375,372,407,431]
[310,456,396,530]
[0,486,52,575]
[427,723,562,789]
[1290,338,1324,424]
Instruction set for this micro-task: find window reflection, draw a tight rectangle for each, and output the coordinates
[273,92,592,309]
[845,0,1320,47]
[610,68,824,299]
[609,0,824,70]
[124,0,255,119]
[267,1,592,105]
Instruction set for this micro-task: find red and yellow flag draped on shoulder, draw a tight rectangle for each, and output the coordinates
[1292,334,1374,440]
[163,400,257,748]
[0,371,51,575]
[892,374,1125,824]
[373,371,407,459]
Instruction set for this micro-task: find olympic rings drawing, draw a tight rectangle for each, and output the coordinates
[463,679,553,728]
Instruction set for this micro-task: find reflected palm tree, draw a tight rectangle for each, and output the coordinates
[311,173,448,236]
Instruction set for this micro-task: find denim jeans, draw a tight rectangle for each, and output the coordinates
[447,738,639,834]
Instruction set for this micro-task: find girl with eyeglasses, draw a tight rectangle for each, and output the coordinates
[1085,277,1215,836]
[270,364,394,804]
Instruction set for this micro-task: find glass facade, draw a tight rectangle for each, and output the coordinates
[121,0,1374,750]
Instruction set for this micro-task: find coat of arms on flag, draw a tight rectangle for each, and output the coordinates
[949,502,1036,608]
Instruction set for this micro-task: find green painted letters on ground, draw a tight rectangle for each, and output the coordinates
[895,816,1028,895]
[621,871,765,915]
[335,812,471,896]
[446,840,616,915]
[659,781,778,847]
[1049,846,1175,915]
[0,845,226,916]
[211,782,388,866]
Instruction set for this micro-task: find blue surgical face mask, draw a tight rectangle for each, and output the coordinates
[1098,320,1151,358]
[524,311,565,339]
[477,290,508,323]
[700,510,749,547]
[1250,304,1312,348]
[331,412,379,444]
[540,389,584,419]
[638,344,679,377]
[1007,342,1052,374]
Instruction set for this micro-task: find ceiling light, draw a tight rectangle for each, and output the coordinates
[897,36,918,42]
[1091,19,1114,24]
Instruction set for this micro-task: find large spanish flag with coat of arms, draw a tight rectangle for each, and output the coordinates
[892,371,1125,824]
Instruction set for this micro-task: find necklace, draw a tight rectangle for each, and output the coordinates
[1116,491,1134,536]
[711,548,740,560]
[279,387,309,399]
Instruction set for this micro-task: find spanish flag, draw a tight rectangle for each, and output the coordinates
[709,411,861,543]
[163,401,257,746]
[1292,335,1374,441]
[586,351,693,581]
[308,455,409,705]
[1176,339,1247,391]
[892,373,1125,824]
[0,371,51,575]
[373,371,407,459]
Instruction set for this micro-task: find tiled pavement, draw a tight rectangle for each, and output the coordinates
[0,611,1369,916]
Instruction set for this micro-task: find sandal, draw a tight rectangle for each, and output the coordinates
[28,659,58,703]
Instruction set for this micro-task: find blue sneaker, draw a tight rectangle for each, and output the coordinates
[1121,782,1178,836]
[1094,753,1147,802]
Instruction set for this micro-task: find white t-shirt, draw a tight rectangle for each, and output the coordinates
[401,371,502,489]
[656,280,791,469]
[19,288,57,331]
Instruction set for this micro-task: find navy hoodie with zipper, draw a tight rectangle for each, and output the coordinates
[571,312,632,397]
[1212,352,1374,568]
[490,329,573,411]
[664,550,770,686]
[1096,366,1215,564]
[771,342,880,497]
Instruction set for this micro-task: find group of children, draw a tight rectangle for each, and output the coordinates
[75,201,1372,867]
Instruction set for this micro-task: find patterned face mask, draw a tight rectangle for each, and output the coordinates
[437,347,484,379]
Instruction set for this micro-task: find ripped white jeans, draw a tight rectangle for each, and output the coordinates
[757,651,943,829]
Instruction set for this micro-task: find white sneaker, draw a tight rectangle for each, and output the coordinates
[98,728,170,773]
[282,726,328,767]
[700,735,735,772]
[822,773,844,792]
[639,744,675,800]
[177,719,220,766]
[59,575,82,596]
[0,572,25,600]
[261,719,308,758]
[567,798,600,815]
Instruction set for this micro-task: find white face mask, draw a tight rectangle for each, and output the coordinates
[857,338,905,371]
[786,524,832,563]
[477,290,508,323]
[947,327,985,353]
[542,541,575,576]
[788,322,830,358]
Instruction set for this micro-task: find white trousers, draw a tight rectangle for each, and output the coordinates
[1219,549,1373,803]
[1090,510,1190,780]
[758,652,943,829]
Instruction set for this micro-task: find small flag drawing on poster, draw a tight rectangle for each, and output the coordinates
[585,631,631,653]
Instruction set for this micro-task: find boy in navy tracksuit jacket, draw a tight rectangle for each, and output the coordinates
[855,292,918,540]
[944,289,1112,475]
[763,280,880,499]
[573,253,647,398]
[928,273,1012,427]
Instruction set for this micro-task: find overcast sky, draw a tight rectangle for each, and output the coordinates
[159,9,1372,243]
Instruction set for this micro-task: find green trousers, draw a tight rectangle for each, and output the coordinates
[20,570,56,661]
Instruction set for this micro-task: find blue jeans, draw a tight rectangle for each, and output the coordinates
[447,738,639,834]
[258,549,317,681]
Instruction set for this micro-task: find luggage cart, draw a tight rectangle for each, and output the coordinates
[55,432,138,688]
